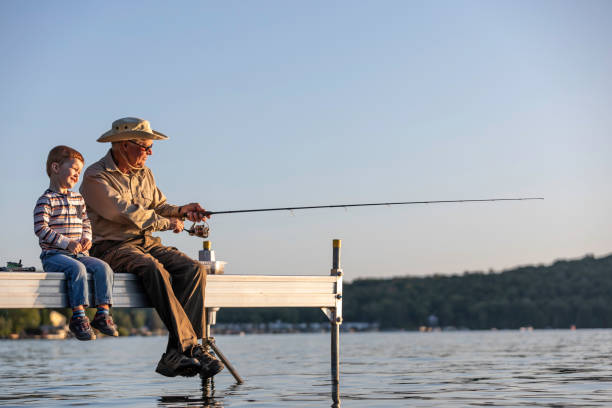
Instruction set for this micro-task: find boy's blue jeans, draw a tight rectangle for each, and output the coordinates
[41,253,114,308]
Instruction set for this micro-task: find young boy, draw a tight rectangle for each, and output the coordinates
[34,145,118,341]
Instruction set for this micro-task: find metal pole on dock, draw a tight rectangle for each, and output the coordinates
[330,239,343,406]
[204,307,244,384]
[201,245,244,384]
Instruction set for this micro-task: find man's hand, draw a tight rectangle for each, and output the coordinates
[179,202,210,222]
[169,218,184,233]
[79,238,92,252]
[67,240,83,255]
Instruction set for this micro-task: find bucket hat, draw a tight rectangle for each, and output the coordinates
[97,117,168,142]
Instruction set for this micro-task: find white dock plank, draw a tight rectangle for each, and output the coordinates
[0,272,341,309]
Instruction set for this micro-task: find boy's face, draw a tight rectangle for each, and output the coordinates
[51,158,84,189]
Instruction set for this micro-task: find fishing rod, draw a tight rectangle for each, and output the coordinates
[184,197,543,238]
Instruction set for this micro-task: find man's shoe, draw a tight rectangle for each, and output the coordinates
[91,313,119,337]
[189,344,225,378]
[155,349,201,378]
[69,316,96,341]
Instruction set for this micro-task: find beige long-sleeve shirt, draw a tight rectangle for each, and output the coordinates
[80,149,181,243]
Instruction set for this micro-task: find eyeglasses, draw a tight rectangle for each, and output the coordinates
[128,140,153,153]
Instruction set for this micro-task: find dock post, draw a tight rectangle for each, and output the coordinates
[204,307,244,384]
[330,239,343,406]
[201,251,244,384]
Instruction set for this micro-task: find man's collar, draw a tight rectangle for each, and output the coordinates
[102,149,121,172]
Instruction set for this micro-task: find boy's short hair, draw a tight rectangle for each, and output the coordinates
[46,145,84,177]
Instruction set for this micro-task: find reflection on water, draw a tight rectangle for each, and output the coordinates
[3,330,612,406]
[159,378,223,407]
[157,373,340,408]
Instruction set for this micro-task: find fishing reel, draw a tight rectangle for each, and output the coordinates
[186,221,210,238]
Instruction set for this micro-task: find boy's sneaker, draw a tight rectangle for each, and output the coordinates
[155,349,201,378]
[188,344,225,378]
[69,315,96,341]
[91,313,119,337]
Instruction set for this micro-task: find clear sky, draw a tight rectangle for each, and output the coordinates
[1,1,610,280]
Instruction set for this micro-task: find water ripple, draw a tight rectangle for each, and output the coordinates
[2,330,612,406]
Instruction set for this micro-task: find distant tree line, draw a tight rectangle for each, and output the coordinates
[0,308,164,337]
[2,253,612,335]
[216,254,612,330]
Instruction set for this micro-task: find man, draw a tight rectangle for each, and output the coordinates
[80,117,224,378]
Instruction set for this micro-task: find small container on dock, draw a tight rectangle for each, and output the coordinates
[199,241,226,274]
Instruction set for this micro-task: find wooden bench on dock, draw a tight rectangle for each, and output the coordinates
[0,240,344,388]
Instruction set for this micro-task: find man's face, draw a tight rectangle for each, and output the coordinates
[124,139,153,168]
[53,158,84,189]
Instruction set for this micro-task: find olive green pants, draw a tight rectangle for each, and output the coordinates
[92,235,206,353]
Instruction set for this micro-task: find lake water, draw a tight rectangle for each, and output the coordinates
[2,330,612,407]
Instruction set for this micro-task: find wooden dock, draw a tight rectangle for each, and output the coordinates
[0,239,343,394]
[0,272,341,310]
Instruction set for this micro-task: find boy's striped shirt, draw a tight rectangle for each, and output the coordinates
[33,189,92,255]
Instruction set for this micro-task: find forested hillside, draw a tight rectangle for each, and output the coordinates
[218,254,612,329]
[2,253,612,335]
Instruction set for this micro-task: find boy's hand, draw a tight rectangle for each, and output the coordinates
[67,240,83,254]
[79,238,92,251]
[169,218,184,233]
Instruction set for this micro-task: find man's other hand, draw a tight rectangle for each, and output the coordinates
[79,238,92,251]
[180,202,210,222]
[169,218,184,233]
